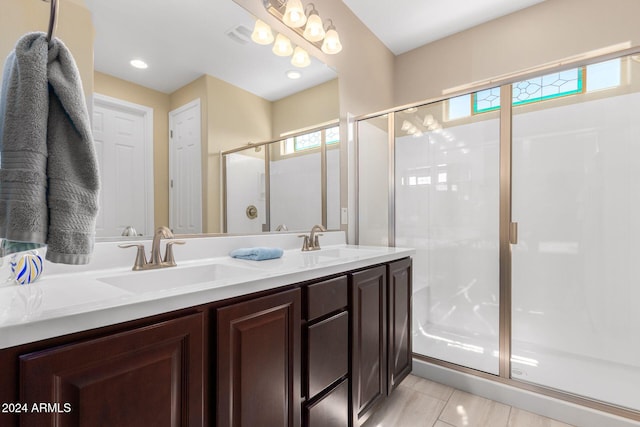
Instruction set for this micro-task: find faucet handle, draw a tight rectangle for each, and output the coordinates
[155,226,174,239]
[313,233,323,248]
[118,243,148,270]
[164,240,186,265]
[298,234,310,251]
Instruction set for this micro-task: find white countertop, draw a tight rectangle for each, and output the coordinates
[0,232,413,349]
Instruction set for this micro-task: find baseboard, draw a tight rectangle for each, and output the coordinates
[412,358,640,427]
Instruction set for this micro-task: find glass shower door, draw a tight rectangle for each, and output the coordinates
[394,99,501,374]
[511,56,640,411]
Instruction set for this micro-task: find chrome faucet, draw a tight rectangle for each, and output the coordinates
[119,226,185,270]
[299,224,326,251]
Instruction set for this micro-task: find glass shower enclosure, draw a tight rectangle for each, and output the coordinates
[356,52,640,420]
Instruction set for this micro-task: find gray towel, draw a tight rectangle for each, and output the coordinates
[0,32,100,265]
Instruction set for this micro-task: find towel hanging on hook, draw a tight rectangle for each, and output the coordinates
[42,0,59,43]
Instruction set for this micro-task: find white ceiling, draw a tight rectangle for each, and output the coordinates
[83,0,336,100]
[342,0,546,55]
[83,0,546,100]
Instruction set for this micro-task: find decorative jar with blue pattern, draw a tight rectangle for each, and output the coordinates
[10,251,43,285]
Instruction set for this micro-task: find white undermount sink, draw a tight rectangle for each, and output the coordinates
[98,263,257,294]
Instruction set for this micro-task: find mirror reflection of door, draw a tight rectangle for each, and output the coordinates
[169,99,202,234]
[93,94,154,237]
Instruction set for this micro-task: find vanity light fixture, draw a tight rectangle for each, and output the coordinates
[291,47,310,68]
[251,19,274,45]
[321,20,342,54]
[302,4,325,42]
[282,0,306,28]
[263,0,343,55]
[273,33,294,56]
[130,59,148,69]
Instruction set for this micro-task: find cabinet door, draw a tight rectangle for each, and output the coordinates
[351,265,387,426]
[19,312,204,427]
[387,258,412,393]
[217,288,301,427]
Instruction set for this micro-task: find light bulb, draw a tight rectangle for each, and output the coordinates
[130,59,148,69]
[321,27,342,54]
[251,19,274,45]
[291,47,310,68]
[272,33,293,56]
[303,12,325,42]
[282,0,306,28]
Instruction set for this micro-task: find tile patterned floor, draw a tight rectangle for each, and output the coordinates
[362,375,576,427]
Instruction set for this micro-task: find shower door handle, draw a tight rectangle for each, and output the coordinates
[509,222,518,245]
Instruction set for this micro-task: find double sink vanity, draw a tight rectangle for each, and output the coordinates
[0,231,413,427]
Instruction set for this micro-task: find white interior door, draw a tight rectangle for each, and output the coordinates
[93,94,154,237]
[169,99,202,234]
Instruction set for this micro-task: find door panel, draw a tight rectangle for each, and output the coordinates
[351,266,387,426]
[387,258,412,392]
[170,100,202,234]
[93,99,150,237]
[19,313,204,427]
[217,289,301,427]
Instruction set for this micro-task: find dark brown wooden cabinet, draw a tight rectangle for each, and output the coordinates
[18,312,204,427]
[387,258,412,393]
[351,258,413,426]
[351,265,388,426]
[217,288,301,427]
[303,276,350,427]
[1,256,412,427]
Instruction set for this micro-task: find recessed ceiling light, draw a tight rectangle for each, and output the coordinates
[130,59,148,69]
[286,70,302,79]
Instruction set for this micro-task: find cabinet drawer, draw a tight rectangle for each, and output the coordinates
[307,276,348,321]
[305,379,349,427]
[307,311,349,398]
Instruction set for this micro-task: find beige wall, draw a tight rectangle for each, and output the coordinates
[234,0,395,117]
[233,0,395,240]
[205,75,272,233]
[272,79,339,138]
[94,72,172,229]
[1,0,94,99]
[394,0,640,106]
[169,74,274,233]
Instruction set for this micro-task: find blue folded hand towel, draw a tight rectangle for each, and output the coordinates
[229,247,283,261]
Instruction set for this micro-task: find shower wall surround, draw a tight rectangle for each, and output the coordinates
[356,52,640,420]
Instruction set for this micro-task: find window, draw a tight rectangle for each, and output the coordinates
[447,58,621,120]
[474,68,585,114]
[282,125,340,155]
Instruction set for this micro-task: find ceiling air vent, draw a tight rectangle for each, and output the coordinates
[225,25,252,45]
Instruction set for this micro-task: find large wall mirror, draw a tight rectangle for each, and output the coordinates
[82,0,339,239]
[223,122,341,234]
